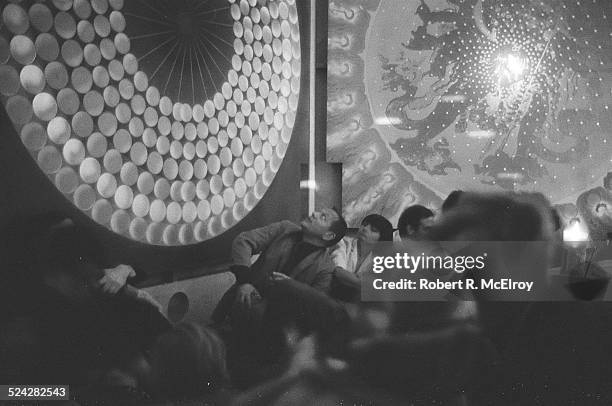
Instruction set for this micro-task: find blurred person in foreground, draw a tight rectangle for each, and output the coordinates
[76,322,230,405]
[0,213,169,385]
[422,192,612,405]
[425,192,555,301]
[230,290,494,406]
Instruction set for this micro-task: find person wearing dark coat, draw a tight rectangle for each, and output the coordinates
[212,208,348,386]
[213,208,348,324]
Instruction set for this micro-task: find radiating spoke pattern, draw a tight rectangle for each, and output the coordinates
[0,0,302,245]
[125,0,234,103]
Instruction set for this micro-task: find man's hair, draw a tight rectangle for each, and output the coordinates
[397,205,435,239]
[362,214,394,242]
[327,207,348,246]
[441,190,464,212]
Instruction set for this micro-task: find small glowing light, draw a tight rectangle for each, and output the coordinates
[563,219,589,243]
[440,95,467,103]
[374,116,401,126]
[467,130,496,139]
[299,180,318,190]
[496,172,524,180]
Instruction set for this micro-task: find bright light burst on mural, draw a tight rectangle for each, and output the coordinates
[494,50,529,86]
[427,0,612,188]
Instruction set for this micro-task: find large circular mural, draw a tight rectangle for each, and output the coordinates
[328,0,612,227]
[0,0,301,245]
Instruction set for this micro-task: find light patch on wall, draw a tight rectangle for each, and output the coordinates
[299,179,318,190]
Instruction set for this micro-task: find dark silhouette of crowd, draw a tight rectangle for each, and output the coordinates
[2,191,612,405]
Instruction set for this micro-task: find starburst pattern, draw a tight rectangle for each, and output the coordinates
[384,0,612,188]
[124,0,233,104]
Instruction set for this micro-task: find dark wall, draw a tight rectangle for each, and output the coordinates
[0,3,312,283]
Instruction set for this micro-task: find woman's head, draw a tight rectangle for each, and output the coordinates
[359,214,394,243]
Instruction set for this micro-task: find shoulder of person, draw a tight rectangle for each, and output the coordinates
[322,248,341,267]
[271,221,306,240]
[245,220,300,236]
[278,220,301,231]
[333,236,358,251]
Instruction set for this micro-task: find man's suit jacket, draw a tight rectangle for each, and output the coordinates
[232,220,334,292]
[212,221,335,322]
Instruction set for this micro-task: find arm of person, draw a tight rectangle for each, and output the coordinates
[310,266,334,294]
[95,264,136,295]
[270,269,332,294]
[122,285,163,312]
[231,221,293,267]
[231,221,293,284]
[271,272,291,281]
[333,266,360,289]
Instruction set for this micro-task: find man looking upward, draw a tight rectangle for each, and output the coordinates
[213,208,347,321]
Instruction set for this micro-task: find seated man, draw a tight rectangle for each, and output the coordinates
[213,207,347,324]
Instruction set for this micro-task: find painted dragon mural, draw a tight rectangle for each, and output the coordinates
[328,0,612,230]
